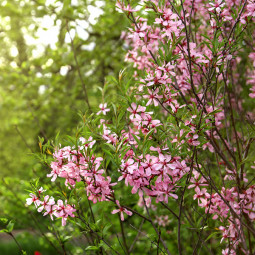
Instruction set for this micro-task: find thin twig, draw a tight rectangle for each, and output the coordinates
[66,23,91,110]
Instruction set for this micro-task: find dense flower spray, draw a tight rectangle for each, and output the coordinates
[115,0,255,253]
[27,0,255,254]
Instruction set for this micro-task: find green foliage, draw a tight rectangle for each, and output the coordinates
[0,0,127,178]
[0,0,128,254]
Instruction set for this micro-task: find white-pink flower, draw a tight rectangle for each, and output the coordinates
[26,193,41,207]
[208,0,225,13]
[97,103,110,115]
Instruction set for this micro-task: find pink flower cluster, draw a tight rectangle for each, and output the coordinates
[118,150,189,204]
[26,188,76,226]
[100,103,161,147]
[190,169,255,255]
[122,1,229,144]
[155,215,171,227]
[115,0,255,253]
[47,137,116,203]
[99,101,191,208]
[248,52,255,98]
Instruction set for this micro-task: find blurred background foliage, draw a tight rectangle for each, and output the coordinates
[0,0,128,253]
[0,0,126,178]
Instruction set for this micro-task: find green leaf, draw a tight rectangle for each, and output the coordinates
[0,218,8,227]
[205,231,219,242]
[102,223,112,236]
[85,245,100,251]
[104,143,116,152]
[6,220,15,233]
[62,235,72,243]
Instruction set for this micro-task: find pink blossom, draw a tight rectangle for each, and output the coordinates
[144,88,163,106]
[127,103,146,120]
[208,0,225,13]
[116,1,138,14]
[247,1,255,17]
[97,103,110,115]
[111,200,132,221]
[37,195,55,213]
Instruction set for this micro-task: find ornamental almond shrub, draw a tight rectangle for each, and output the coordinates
[27,0,255,254]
